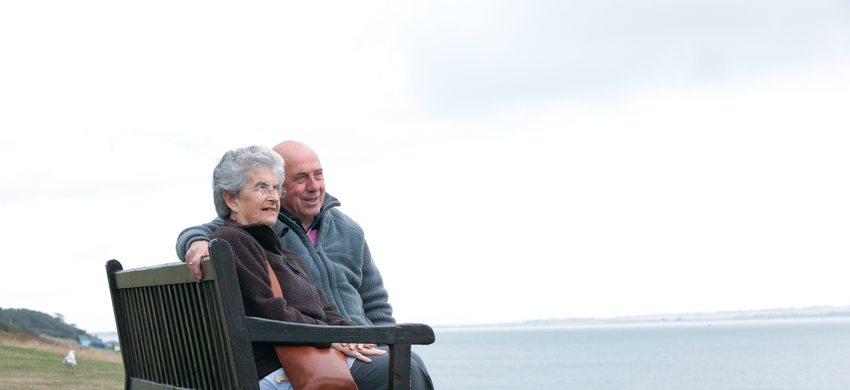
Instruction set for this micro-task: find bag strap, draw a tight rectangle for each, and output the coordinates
[267,260,285,299]
[265,258,357,390]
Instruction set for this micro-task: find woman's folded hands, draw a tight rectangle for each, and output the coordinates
[332,343,387,363]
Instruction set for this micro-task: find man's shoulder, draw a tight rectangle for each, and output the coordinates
[321,193,363,232]
[325,206,364,234]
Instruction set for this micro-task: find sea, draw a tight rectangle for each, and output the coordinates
[411,317,850,390]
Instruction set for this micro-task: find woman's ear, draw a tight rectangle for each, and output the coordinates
[223,192,239,215]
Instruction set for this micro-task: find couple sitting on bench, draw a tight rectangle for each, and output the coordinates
[177,143,433,390]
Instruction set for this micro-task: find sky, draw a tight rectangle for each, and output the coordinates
[1,1,849,334]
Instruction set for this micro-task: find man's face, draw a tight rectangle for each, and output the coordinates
[281,148,326,225]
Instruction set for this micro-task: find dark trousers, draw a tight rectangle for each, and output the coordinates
[349,346,433,390]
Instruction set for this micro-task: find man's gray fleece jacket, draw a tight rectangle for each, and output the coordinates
[175,193,395,326]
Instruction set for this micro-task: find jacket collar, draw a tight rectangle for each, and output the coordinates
[278,193,340,233]
[223,218,288,241]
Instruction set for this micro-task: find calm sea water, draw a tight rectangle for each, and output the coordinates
[412,317,850,390]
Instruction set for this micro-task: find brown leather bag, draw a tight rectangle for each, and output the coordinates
[266,261,359,390]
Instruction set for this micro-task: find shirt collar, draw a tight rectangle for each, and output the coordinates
[279,208,322,233]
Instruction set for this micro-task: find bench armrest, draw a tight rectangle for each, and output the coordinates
[245,317,435,346]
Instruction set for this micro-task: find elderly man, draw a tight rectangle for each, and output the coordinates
[176,140,394,326]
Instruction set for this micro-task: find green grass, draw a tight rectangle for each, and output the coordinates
[0,344,124,389]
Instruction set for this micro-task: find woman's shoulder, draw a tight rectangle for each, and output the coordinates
[210,224,262,249]
[211,222,281,255]
[209,224,269,269]
[210,224,249,240]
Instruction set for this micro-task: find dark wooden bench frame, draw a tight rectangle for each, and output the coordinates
[106,238,435,390]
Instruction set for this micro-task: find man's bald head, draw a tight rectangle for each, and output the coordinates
[272,140,326,230]
[272,140,317,164]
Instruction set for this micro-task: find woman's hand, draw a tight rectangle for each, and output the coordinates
[332,343,386,363]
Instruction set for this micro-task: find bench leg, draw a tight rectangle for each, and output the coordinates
[388,345,412,390]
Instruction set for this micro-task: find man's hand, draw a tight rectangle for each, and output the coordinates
[332,343,386,363]
[186,240,209,283]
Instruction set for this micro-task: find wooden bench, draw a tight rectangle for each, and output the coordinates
[106,238,435,390]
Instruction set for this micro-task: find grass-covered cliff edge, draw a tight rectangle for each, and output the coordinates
[0,307,123,389]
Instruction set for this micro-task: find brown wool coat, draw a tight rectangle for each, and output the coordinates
[210,219,355,379]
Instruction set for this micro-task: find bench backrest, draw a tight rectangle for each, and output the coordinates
[106,239,259,389]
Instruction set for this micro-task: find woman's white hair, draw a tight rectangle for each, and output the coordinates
[212,145,285,219]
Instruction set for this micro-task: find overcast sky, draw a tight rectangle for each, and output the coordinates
[1,1,849,333]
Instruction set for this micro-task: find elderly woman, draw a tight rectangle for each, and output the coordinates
[209,146,432,390]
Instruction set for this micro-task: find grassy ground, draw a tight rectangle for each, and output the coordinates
[0,331,124,389]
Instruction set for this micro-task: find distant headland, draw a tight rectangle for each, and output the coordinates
[437,305,850,329]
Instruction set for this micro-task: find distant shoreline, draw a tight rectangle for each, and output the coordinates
[434,305,850,329]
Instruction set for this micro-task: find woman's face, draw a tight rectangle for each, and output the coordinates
[225,167,281,227]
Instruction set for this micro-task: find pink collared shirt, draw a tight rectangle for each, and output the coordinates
[306,228,319,246]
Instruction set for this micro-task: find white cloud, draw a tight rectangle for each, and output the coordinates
[397,0,850,114]
[0,1,848,332]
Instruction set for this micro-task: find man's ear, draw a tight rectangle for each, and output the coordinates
[223,192,239,214]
